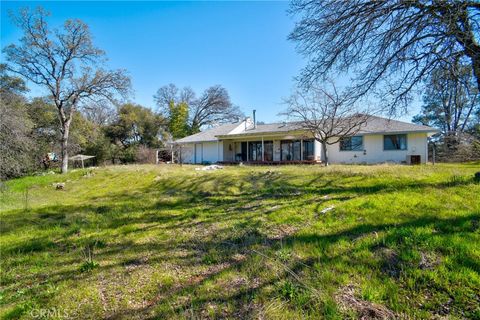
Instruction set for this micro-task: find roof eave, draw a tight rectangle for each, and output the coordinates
[359,129,439,135]
[172,138,219,144]
[216,129,304,139]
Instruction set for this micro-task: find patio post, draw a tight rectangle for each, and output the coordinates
[262,137,265,162]
[300,139,303,161]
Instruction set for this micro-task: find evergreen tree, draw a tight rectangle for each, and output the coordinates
[167,101,190,139]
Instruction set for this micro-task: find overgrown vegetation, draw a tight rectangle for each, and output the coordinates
[1,164,479,319]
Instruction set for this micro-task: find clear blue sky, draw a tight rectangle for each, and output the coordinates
[1,1,417,122]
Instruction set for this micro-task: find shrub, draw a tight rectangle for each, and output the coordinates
[474,172,480,183]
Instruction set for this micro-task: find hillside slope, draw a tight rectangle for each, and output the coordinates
[1,164,479,319]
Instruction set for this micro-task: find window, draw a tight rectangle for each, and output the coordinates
[247,141,273,161]
[264,141,273,161]
[248,141,262,161]
[303,140,314,160]
[384,134,407,150]
[281,140,301,161]
[340,136,363,151]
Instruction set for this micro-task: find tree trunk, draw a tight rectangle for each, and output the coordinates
[321,141,329,166]
[60,122,70,174]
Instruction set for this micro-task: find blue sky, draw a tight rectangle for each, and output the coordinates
[1,1,417,122]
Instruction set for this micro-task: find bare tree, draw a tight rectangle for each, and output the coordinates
[289,0,480,113]
[81,100,117,126]
[3,8,131,173]
[190,85,243,132]
[283,85,370,166]
[154,83,195,116]
[154,84,243,134]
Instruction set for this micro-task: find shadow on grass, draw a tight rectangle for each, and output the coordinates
[1,169,479,318]
[100,213,480,319]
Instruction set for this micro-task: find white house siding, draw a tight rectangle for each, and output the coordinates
[180,141,222,164]
[199,141,221,163]
[326,132,428,164]
[180,144,195,163]
[178,132,428,164]
[314,140,322,161]
[223,141,235,161]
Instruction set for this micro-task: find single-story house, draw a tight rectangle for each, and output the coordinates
[173,115,438,164]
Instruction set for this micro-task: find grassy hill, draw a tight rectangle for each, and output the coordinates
[1,163,479,319]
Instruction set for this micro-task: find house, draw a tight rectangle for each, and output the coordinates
[173,115,438,164]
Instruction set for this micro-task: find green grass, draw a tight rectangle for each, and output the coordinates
[1,163,479,319]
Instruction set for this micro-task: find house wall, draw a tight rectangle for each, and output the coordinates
[326,132,428,164]
[223,141,235,161]
[201,141,221,163]
[180,144,195,163]
[179,132,428,164]
[314,140,322,161]
[179,141,222,164]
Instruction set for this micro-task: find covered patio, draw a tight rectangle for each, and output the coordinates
[218,135,321,164]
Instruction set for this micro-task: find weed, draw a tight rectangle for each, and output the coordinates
[280,280,298,300]
[79,260,99,272]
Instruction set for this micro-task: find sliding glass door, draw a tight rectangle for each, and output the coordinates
[264,141,273,161]
[247,141,273,161]
[280,140,314,161]
[281,140,301,161]
[303,140,314,160]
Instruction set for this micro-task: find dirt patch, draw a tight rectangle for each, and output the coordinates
[238,201,263,211]
[232,253,247,262]
[264,205,280,214]
[336,284,396,319]
[267,224,299,240]
[419,251,441,270]
[375,247,401,278]
[123,256,149,272]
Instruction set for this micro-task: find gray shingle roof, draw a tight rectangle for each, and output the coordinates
[173,115,438,143]
[225,122,304,136]
[357,115,437,134]
[174,123,241,143]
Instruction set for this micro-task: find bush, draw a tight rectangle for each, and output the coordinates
[474,172,480,183]
[0,102,37,179]
[135,145,158,164]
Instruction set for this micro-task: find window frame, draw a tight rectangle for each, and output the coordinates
[302,139,315,160]
[383,134,408,151]
[280,140,301,161]
[339,136,364,152]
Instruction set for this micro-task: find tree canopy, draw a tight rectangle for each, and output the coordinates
[289,0,480,113]
[154,84,243,137]
[413,62,479,135]
[3,7,131,173]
